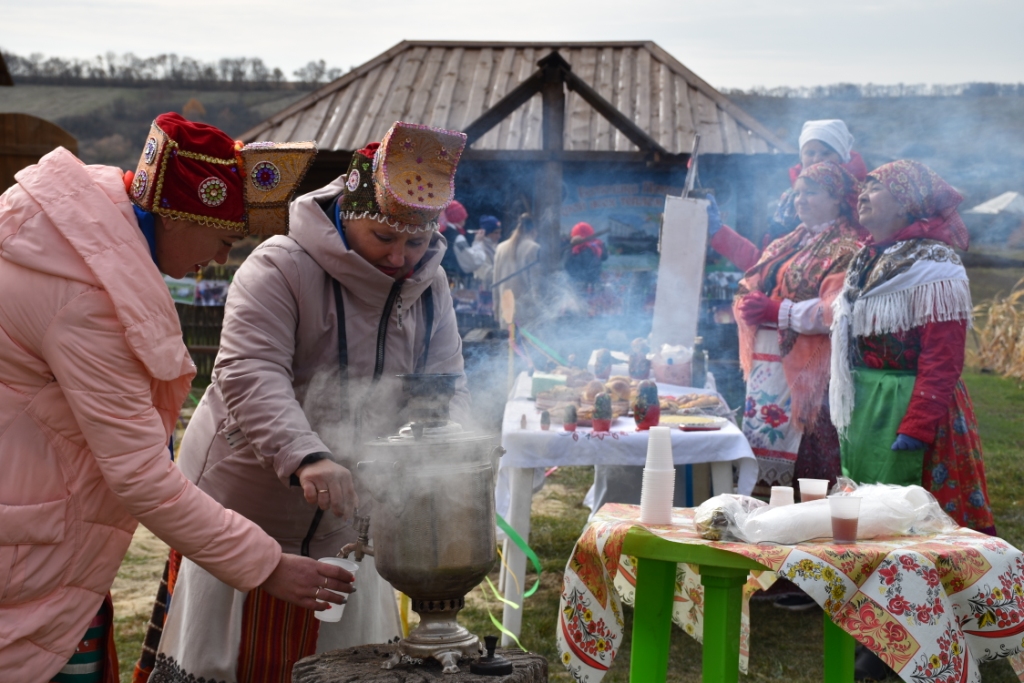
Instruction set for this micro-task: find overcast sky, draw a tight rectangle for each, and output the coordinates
[2,0,1021,89]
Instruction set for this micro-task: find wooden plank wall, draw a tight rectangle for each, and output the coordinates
[0,114,77,192]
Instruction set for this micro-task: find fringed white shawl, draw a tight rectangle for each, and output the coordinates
[829,240,973,436]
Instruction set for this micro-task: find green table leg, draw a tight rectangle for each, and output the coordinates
[629,557,677,683]
[823,613,856,683]
[699,565,749,683]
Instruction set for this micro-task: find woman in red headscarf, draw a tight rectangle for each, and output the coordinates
[735,161,869,611]
[830,160,994,534]
[736,162,868,504]
[564,221,608,292]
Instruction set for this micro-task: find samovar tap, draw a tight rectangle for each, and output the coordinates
[339,514,374,561]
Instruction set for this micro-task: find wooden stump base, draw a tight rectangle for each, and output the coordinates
[293,643,548,683]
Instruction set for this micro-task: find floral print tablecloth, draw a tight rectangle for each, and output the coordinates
[557,504,1024,683]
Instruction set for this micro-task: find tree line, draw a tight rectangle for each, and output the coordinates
[4,49,1021,98]
[1,50,347,89]
[724,82,1024,99]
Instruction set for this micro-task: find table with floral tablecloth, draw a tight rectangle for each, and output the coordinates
[558,503,1024,683]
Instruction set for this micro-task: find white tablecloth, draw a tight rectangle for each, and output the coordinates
[496,372,757,516]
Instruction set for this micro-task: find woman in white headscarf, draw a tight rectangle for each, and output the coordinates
[708,119,869,271]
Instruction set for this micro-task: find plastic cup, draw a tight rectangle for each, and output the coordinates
[640,468,676,525]
[798,478,829,503]
[644,426,674,471]
[828,496,862,543]
[315,557,359,622]
[769,486,794,507]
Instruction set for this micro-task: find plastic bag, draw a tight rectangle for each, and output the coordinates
[692,481,958,545]
[693,494,767,541]
[833,478,958,536]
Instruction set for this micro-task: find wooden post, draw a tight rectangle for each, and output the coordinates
[536,54,566,275]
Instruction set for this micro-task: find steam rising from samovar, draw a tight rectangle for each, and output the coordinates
[343,374,504,673]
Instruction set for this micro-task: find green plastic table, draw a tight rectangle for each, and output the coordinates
[622,527,857,683]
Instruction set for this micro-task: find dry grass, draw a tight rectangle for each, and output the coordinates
[971,275,1024,379]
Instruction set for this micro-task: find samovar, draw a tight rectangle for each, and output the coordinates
[343,374,504,673]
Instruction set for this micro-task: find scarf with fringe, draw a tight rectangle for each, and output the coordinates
[736,216,866,430]
[829,239,973,436]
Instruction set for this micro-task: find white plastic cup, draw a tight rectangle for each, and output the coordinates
[828,496,862,543]
[644,426,674,471]
[769,486,794,507]
[314,557,359,622]
[640,468,676,524]
[797,478,830,503]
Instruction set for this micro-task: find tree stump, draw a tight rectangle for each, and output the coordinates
[292,643,548,683]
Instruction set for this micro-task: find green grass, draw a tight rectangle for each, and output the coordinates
[461,371,1024,682]
[114,611,150,682]
[112,371,1024,681]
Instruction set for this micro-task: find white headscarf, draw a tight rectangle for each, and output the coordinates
[798,119,854,163]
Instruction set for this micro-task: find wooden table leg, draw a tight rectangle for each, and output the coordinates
[699,565,749,683]
[629,557,677,683]
[823,612,856,683]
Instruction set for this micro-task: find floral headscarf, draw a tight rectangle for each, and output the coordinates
[869,160,969,250]
[798,161,861,222]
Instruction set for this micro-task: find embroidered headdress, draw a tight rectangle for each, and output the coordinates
[868,160,969,250]
[128,112,316,235]
[339,122,467,234]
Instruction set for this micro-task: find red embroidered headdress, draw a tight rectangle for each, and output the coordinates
[128,112,316,235]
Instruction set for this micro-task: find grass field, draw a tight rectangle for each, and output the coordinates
[112,369,1024,682]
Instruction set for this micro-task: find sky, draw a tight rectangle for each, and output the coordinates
[2,0,1022,89]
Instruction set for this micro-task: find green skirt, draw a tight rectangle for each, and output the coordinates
[840,368,925,486]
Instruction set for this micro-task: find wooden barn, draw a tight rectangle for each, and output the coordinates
[242,41,796,264]
[242,41,792,406]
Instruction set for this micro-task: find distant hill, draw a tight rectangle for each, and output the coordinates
[0,84,308,170]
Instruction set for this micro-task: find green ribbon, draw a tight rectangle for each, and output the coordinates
[495,513,542,598]
[487,611,527,651]
[517,327,569,367]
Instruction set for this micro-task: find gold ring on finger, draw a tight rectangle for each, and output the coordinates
[317,489,329,494]
[323,577,329,588]
[315,586,322,600]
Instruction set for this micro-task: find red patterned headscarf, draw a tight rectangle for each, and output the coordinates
[798,161,861,222]
[868,160,969,250]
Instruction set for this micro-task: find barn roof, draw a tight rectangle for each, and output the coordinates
[242,41,793,156]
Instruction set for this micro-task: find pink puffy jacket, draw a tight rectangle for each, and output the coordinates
[0,149,280,681]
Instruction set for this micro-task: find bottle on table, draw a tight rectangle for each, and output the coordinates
[691,336,707,388]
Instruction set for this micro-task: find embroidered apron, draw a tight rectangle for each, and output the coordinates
[744,329,803,492]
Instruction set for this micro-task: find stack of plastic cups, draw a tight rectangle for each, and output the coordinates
[639,426,675,524]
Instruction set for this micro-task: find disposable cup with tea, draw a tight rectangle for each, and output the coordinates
[769,486,794,507]
[828,496,861,544]
[797,478,829,503]
[314,557,359,622]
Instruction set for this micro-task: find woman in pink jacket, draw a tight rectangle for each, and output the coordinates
[0,113,352,683]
